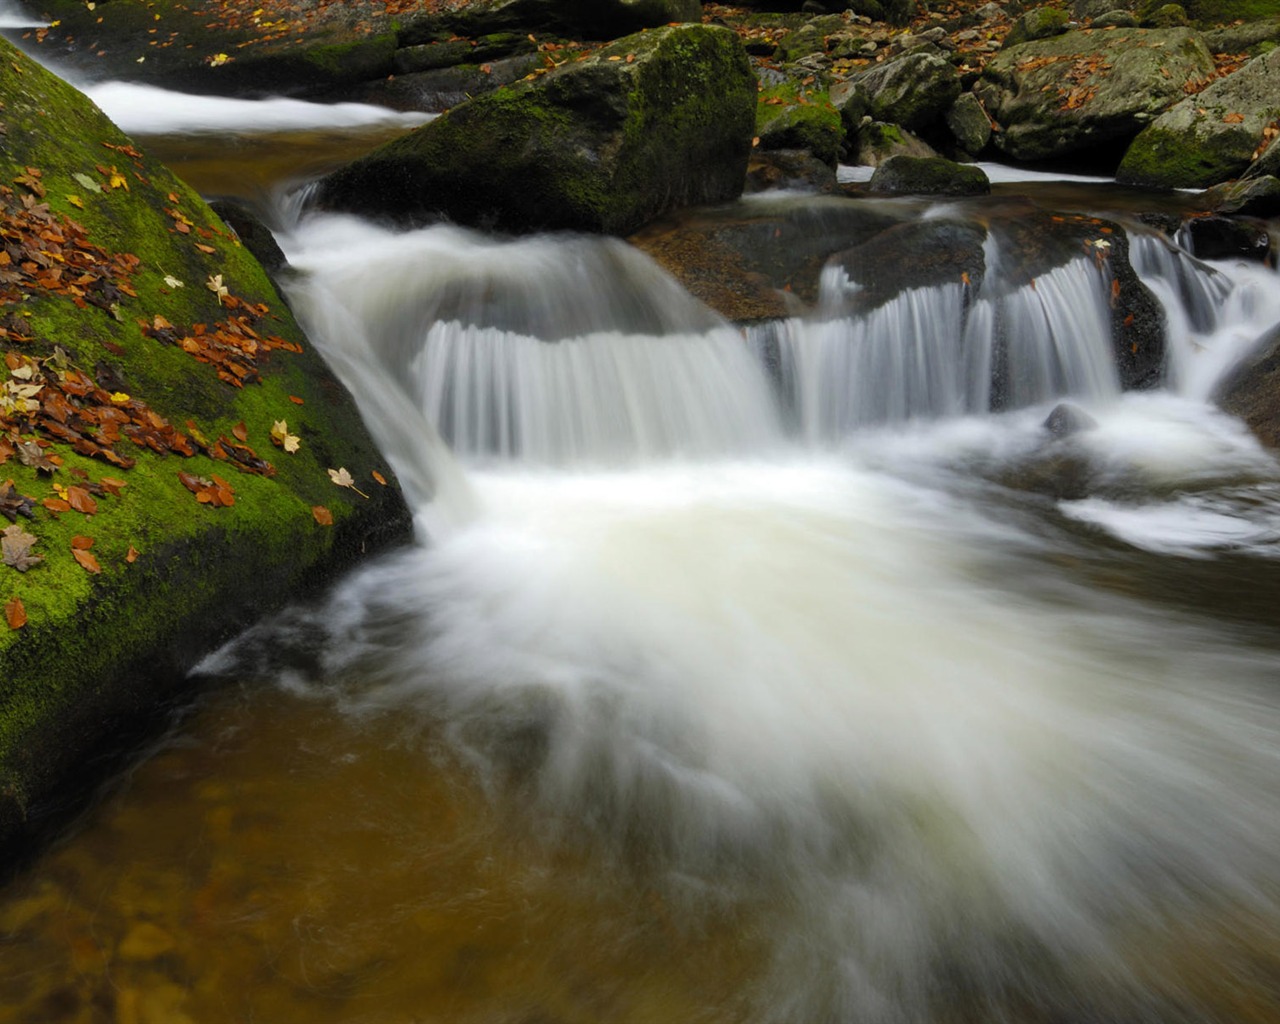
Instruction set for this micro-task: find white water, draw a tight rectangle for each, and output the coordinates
[266,207,1280,1020]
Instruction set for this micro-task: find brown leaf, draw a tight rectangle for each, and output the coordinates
[288,395,304,405]
[1223,111,1245,124]
[99,476,127,496]
[5,595,26,629]
[42,497,71,513]
[70,535,94,549]
[311,505,333,526]
[66,485,98,515]
[372,470,387,486]
[72,547,101,574]
[232,421,248,442]
[126,546,139,563]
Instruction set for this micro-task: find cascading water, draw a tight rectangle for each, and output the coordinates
[3,73,1280,1024]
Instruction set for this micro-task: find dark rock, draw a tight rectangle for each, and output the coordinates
[757,96,844,167]
[207,199,287,275]
[1182,215,1271,261]
[1216,323,1280,449]
[745,150,840,193]
[868,155,991,195]
[314,24,755,236]
[828,218,988,310]
[852,51,962,132]
[945,92,993,154]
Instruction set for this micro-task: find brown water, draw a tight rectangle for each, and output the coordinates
[0,687,763,1024]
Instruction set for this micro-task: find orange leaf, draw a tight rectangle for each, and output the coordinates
[42,497,71,513]
[312,505,333,526]
[70,535,94,549]
[99,477,127,496]
[72,548,101,574]
[288,395,304,405]
[1223,112,1245,124]
[232,421,248,442]
[5,596,26,630]
[372,470,387,486]
[126,546,139,563]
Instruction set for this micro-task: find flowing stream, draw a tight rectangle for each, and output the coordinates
[2,74,1280,1024]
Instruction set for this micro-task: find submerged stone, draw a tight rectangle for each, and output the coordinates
[868,155,991,195]
[313,24,755,236]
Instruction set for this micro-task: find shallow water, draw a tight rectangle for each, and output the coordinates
[3,79,1280,1024]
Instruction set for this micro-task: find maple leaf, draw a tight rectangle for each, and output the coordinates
[4,595,25,629]
[269,419,300,453]
[163,274,184,289]
[328,466,369,499]
[2,523,42,571]
[206,273,228,304]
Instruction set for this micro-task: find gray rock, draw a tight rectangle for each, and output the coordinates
[1215,323,1280,451]
[1204,175,1280,217]
[1117,47,1280,188]
[976,27,1214,162]
[745,150,839,193]
[853,121,940,165]
[851,51,962,132]
[829,218,988,310]
[1044,401,1099,438]
[1092,10,1139,26]
[1002,6,1071,48]
[946,92,993,154]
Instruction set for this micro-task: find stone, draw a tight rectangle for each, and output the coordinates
[1183,216,1271,261]
[1002,6,1071,48]
[314,25,755,236]
[745,150,840,193]
[946,92,994,154]
[1044,402,1100,437]
[867,155,992,195]
[1117,47,1280,188]
[758,99,845,167]
[1216,323,1280,450]
[829,218,989,310]
[1141,2,1189,26]
[849,51,962,133]
[976,27,1214,162]
[1203,175,1280,216]
[852,121,941,165]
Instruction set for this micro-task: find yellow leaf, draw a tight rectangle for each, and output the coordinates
[66,194,84,209]
[110,391,130,404]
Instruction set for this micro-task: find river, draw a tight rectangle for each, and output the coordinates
[1,56,1279,1024]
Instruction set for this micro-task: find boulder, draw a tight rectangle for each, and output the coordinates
[828,219,989,310]
[852,121,941,165]
[1116,48,1280,188]
[1204,174,1280,216]
[0,39,411,848]
[313,25,756,236]
[1182,215,1272,261]
[1001,6,1071,48]
[849,51,962,133]
[867,155,992,195]
[975,27,1215,162]
[758,98,844,167]
[946,92,994,154]
[1215,322,1280,449]
[745,150,840,193]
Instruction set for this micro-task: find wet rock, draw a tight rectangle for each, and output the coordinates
[345,53,542,112]
[207,200,287,275]
[745,150,840,193]
[976,27,1214,163]
[1117,48,1280,189]
[314,25,755,235]
[629,196,904,320]
[1182,215,1271,261]
[868,155,991,195]
[1044,401,1099,438]
[828,218,988,310]
[757,95,844,167]
[1204,175,1280,217]
[1216,323,1280,449]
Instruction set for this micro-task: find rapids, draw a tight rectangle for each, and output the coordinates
[2,70,1280,1024]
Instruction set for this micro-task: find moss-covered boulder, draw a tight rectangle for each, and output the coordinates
[757,82,844,167]
[1204,174,1280,216]
[946,92,994,155]
[867,155,991,195]
[849,52,962,134]
[852,121,940,165]
[0,40,411,847]
[975,27,1215,162]
[1116,48,1280,188]
[1002,6,1071,48]
[313,25,756,236]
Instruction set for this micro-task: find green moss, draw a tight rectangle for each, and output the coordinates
[1117,123,1254,187]
[756,86,844,167]
[0,38,411,840]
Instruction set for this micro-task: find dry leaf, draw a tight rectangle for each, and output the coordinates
[2,523,42,571]
[70,535,94,549]
[72,547,101,574]
[311,505,333,526]
[372,470,387,486]
[5,595,25,629]
[126,546,139,563]
[328,466,369,499]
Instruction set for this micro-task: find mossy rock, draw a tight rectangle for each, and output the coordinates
[0,39,411,848]
[852,120,940,164]
[867,154,991,195]
[1002,6,1071,48]
[757,83,844,167]
[313,24,756,236]
[851,51,961,133]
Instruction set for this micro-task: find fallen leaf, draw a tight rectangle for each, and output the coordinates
[372,470,387,486]
[328,466,369,498]
[72,172,102,193]
[72,547,101,574]
[1224,111,1245,124]
[206,273,228,303]
[311,505,333,526]
[4,595,25,629]
[66,485,97,515]
[232,421,248,442]
[126,546,139,563]
[2,523,42,571]
[163,274,184,289]
[70,534,94,549]
[288,395,304,405]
